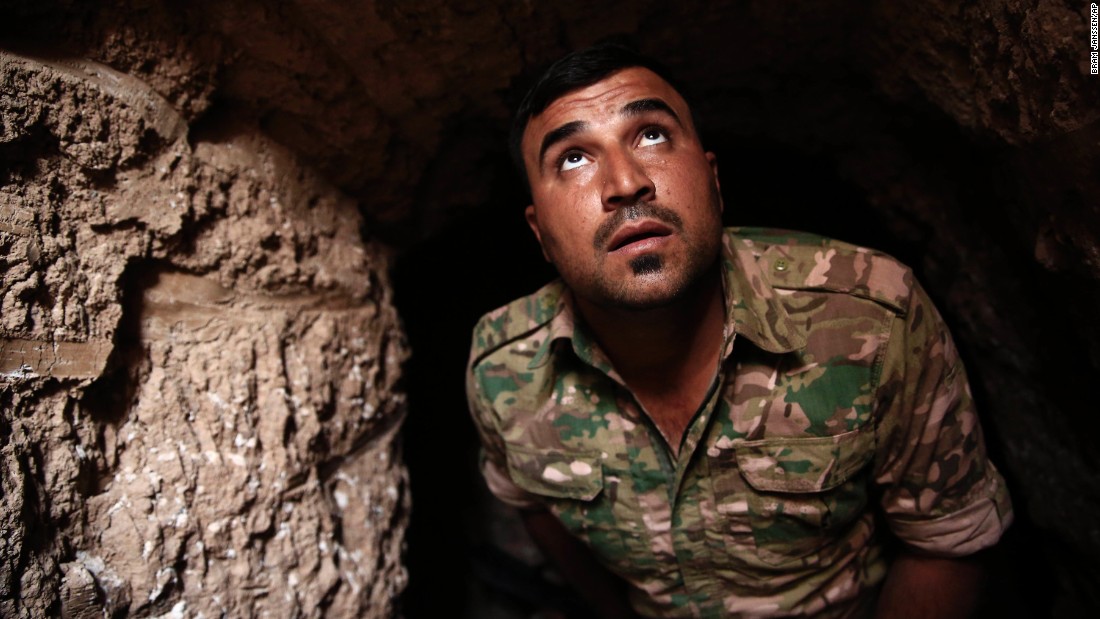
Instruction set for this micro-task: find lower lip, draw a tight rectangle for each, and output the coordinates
[609,235,671,256]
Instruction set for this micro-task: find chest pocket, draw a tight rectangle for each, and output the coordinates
[713,428,875,567]
[504,444,635,564]
[506,446,651,571]
[504,444,604,501]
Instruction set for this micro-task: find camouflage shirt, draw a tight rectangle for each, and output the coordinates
[467,228,1012,618]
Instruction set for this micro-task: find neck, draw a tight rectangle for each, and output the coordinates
[575,263,725,383]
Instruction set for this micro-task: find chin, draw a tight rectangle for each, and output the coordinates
[602,274,691,311]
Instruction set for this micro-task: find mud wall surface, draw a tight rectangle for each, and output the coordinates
[2,1,1099,618]
[0,49,407,618]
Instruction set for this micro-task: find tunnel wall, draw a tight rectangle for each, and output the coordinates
[0,50,408,617]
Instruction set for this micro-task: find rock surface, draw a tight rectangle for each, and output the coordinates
[0,50,408,617]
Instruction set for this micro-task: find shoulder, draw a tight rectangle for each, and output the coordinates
[469,279,563,369]
[727,227,916,315]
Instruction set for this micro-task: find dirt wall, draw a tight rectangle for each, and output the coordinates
[0,51,408,617]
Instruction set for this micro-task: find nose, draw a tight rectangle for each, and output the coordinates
[600,149,655,210]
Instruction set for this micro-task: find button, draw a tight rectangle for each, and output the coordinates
[774,259,789,272]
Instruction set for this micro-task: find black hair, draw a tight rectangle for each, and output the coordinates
[509,42,700,193]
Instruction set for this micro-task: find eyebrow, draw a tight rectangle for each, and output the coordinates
[538,120,587,169]
[621,98,681,125]
[536,98,683,169]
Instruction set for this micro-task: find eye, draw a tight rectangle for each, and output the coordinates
[639,127,668,147]
[559,151,591,172]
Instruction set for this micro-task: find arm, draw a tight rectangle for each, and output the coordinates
[521,508,638,619]
[870,280,1008,618]
[872,279,1011,611]
[874,552,985,619]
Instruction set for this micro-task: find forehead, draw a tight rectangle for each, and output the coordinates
[521,67,692,157]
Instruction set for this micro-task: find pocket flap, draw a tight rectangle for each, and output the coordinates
[505,445,604,501]
[735,429,874,493]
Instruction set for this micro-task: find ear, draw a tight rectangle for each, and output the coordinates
[525,204,551,262]
[706,151,724,213]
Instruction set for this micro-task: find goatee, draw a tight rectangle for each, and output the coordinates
[629,254,662,275]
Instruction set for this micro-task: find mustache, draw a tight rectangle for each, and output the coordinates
[593,203,684,250]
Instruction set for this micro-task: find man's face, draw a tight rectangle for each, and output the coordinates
[522,67,724,311]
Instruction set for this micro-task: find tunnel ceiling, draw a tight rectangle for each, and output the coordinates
[7,0,1098,247]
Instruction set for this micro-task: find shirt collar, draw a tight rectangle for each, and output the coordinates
[528,283,618,375]
[527,229,806,370]
[718,231,807,355]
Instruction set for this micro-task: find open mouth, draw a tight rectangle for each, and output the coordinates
[607,221,673,252]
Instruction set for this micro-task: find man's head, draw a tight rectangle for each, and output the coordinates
[509,44,701,186]
[515,44,725,311]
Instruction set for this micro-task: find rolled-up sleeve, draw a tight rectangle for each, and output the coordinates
[873,281,1012,556]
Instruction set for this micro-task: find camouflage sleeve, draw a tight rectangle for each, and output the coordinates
[466,357,543,510]
[873,280,1013,556]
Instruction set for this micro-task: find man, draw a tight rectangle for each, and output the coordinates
[466,43,1012,618]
